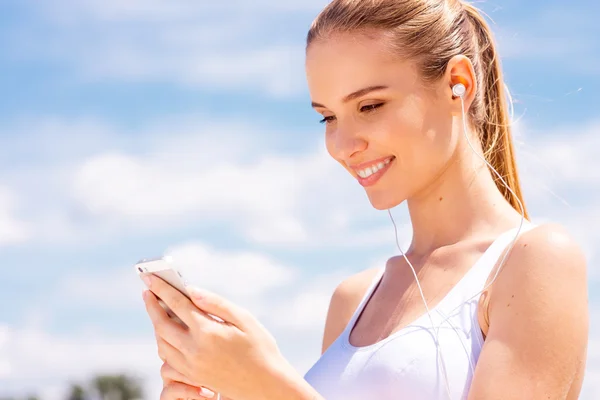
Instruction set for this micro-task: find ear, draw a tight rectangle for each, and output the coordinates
[445,55,477,108]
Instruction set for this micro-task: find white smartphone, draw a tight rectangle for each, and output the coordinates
[135,255,190,326]
[135,256,223,400]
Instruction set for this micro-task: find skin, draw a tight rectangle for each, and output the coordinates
[145,31,589,400]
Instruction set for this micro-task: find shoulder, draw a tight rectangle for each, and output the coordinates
[488,221,588,337]
[492,222,587,299]
[470,224,589,397]
[321,267,382,354]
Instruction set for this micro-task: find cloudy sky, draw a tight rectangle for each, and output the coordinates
[0,0,598,398]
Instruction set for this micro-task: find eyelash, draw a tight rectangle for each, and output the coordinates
[319,103,384,124]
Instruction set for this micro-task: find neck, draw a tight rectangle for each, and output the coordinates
[405,145,524,256]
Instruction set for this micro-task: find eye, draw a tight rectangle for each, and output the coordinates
[360,103,384,113]
[319,115,336,124]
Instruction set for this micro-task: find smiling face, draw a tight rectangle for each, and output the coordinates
[306,32,460,210]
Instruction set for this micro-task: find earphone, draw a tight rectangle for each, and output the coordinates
[386,81,526,399]
[452,82,467,98]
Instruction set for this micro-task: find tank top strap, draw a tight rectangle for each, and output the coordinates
[341,222,537,335]
[343,268,385,335]
[460,221,538,292]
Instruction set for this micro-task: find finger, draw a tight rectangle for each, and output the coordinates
[155,334,189,374]
[187,287,250,330]
[158,298,189,328]
[146,274,199,327]
[155,333,171,362]
[155,335,178,363]
[160,382,215,400]
[161,362,196,386]
[145,291,189,349]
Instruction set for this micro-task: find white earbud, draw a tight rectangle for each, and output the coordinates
[452,83,466,98]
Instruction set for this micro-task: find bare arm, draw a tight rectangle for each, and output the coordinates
[468,224,589,399]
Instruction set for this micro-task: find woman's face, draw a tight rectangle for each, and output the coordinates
[305,33,459,210]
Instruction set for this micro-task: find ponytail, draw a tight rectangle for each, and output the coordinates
[462,3,529,219]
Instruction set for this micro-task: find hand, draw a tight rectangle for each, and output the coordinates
[159,359,217,400]
[142,275,295,400]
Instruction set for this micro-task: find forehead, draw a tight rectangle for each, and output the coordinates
[305,32,418,101]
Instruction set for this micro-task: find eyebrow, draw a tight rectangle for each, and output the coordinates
[311,85,389,109]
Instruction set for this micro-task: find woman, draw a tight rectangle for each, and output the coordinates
[142,0,589,399]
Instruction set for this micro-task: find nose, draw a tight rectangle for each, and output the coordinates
[328,125,368,161]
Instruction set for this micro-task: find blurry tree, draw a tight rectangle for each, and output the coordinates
[91,374,143,400]
[66,384,87,400]
[0,373,143,400]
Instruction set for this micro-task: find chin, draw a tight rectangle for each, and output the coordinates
[365,190,405,211]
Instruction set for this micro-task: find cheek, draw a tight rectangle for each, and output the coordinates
[418,102,457,163]
[324,130,335,158]
[403,95,452,146]
[385,100,455,181]
[384,100,431,157]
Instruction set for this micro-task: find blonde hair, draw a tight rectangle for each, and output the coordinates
[307,0,528,218]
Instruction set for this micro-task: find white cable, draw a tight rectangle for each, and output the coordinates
[432,87,526,378]
[385,84,526,399]
[388,210,453,399]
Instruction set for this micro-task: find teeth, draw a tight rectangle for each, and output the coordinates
[357,157,393,179]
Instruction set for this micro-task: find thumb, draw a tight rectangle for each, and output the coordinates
[187,287,250,330]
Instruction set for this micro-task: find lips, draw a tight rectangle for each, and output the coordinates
[355,156,394,178]
[352,156,395,187]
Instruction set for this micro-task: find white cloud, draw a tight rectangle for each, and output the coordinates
[68,120,392,248]
[54,268,144,311]
[75,42,306,97]
[71,142,400,248]
[0,115,400,249]
[9,0,320,96]
[166,242,299,300]
[0,186,30,246]
[45,238,347,331]
[0,323,160,396]
[270,269,353,332]
[46,240,300,320]
[72,151,303,223]
[494,7,599,73]
[515,120,600,279]
[529,121,600,184]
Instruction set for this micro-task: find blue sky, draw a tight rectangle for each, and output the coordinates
[0,0,598,398]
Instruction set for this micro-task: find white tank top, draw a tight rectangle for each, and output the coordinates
[304,224,536,400]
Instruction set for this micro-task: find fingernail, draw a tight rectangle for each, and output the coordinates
[199,387,215,398]
[142,275,152,287]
